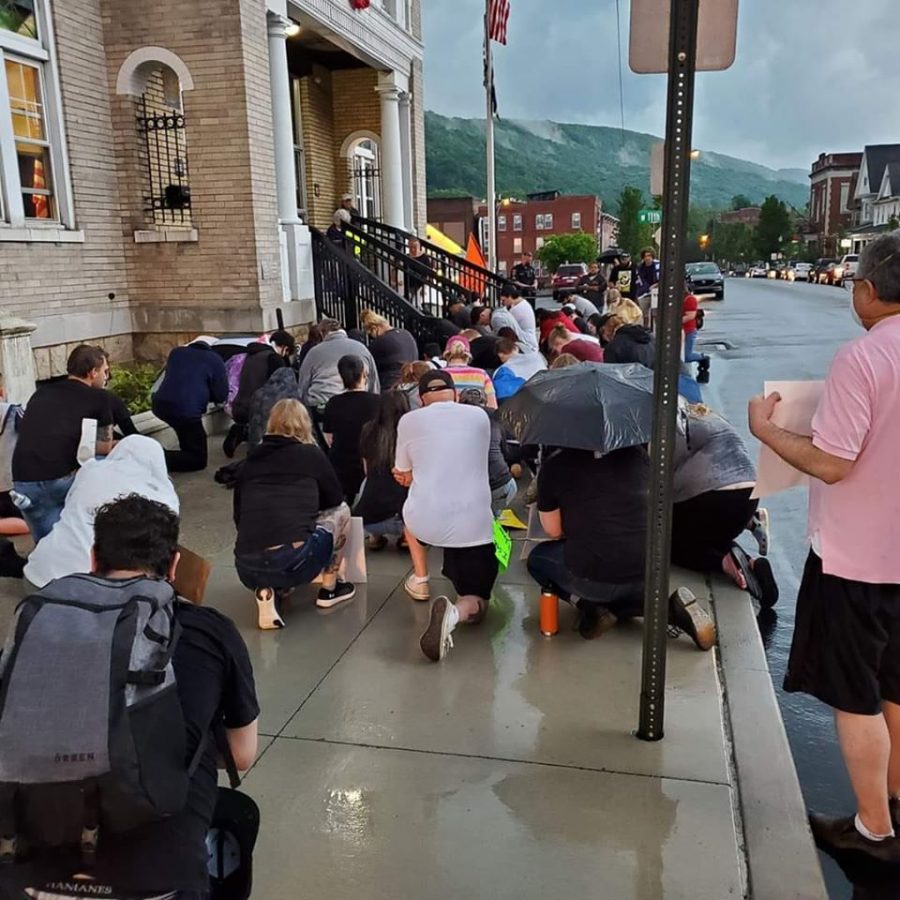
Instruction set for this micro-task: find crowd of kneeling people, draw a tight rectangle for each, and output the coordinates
[0,282,777,897]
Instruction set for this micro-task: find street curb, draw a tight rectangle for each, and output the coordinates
[712,577,828,900]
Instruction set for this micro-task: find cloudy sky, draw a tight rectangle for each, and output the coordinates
[422,0,898,171]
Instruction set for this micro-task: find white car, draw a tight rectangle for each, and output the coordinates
[791,262,812,282]
[749,265,767,278]
[840,254,859,281]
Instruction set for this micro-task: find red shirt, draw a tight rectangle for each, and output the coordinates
[683,294,699,335]
[562,338,604,363]
[539,311,581,344]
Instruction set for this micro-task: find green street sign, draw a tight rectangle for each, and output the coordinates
[639,209,662,225]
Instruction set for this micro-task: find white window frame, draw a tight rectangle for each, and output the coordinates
[571,211,581,229]
[513,213,522,231]
[535,213,544,230]
[0,0,76,237]
[513,237,522,254]
[497,214,506,231]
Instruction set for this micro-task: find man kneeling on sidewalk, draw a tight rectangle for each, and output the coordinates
[393,369,498,662]
[526,444,716,650]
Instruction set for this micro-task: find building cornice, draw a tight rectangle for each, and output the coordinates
[289,0,423,72]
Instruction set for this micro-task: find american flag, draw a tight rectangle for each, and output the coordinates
[488,0,510,45]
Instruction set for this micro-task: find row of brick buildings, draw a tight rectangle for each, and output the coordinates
[0,0,427,384]
[806,145,900,255]
[427,193,619,277]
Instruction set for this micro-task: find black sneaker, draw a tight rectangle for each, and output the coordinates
[668,587,716,651]
[575,601,618,640]
[222,424,244,459]
[809,813,900,866]
[316,581,356,609]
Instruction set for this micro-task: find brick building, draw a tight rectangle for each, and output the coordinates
[475,192,602,277]
[0,0,426,383]
[719,207,761,226]
[426,195,479,249]
[807,152,862,249]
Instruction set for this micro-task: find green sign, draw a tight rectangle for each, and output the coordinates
[493,519,512,573]
[639,209,662,225]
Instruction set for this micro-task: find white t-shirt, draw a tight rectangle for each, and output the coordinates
[395,401,494,547]
[508,300,538,352]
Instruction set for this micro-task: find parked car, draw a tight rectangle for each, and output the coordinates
[551,262,588,295]
[749,264,767,278]
[790,262,812,282]
[731,264,748,277]
[811,258,837,284]
[685,262,725,300]
[840,254,859,281]
[821,261,846,286]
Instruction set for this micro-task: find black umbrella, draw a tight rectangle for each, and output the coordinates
[499,362,655,453]
[598,247,625,263]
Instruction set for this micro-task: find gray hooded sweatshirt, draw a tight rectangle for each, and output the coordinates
[297,330,380,409]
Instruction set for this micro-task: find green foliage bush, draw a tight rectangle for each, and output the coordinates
[108,363,159,415]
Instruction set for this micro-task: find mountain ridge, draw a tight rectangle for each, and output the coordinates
[425,111,809,211]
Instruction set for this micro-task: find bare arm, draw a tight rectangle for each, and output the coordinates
[225,720,258,771]
[95,424,114,457]
[749,393,854,485]
[539,508,564,539]
[323,432,334,448]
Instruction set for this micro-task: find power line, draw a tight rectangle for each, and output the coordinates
[615,0,626,145]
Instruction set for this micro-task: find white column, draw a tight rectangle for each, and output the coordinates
[376,73,406,230]
[267,13,300,225]
[399,91,414,232]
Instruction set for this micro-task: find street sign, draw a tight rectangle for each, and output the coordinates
[639,209,662,225]
[629,0,739,74]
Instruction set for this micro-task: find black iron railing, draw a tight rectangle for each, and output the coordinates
[343,222,477,319]
[350,215,507,307]
[136,97,191,227]
[312,229,443,349]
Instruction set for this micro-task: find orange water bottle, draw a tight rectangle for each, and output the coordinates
[540,590,559,637]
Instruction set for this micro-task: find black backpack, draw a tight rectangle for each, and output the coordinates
[695,308,705,330]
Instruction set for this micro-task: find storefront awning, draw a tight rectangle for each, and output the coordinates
[426,224,464,256]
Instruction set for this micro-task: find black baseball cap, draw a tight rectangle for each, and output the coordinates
[418,369,456,396]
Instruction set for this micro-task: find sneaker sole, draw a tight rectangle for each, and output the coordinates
[256,588,285,630]
[420,596,451,662]
[316,585,357,609]
[756,508,770,556]
[670,588,716,651]
[405,578,430,602]
[753,557,779,609]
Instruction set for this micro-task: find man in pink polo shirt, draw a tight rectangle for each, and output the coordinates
[749,232,900,867]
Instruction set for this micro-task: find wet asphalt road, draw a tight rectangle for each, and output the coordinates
[698,276,860,899]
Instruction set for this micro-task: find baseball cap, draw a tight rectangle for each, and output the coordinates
[418,369,456,396]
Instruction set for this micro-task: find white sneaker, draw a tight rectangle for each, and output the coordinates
[405,572,430,602]
[420,596,456,662]
[256,587,285,630]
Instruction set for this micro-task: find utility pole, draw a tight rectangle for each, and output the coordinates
[484,0,497,272]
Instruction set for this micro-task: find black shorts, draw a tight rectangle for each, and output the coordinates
[784,551,900,714]
[442,543,498,600]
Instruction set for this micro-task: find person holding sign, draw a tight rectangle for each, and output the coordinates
[392,369,497,662]
[749,232,900,866]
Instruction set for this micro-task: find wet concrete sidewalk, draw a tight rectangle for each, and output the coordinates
[0,442,827,899]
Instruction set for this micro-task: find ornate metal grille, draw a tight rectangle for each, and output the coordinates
[136,95,191,226]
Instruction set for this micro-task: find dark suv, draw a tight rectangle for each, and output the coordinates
[685,262,725,300]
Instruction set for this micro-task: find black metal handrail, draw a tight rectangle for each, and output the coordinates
[311,229,444,349]
[343,222,478,318]
[351,215,506,307]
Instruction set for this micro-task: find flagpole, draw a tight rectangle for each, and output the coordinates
[485,0,497,272]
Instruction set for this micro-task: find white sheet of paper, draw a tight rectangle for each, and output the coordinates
[752,381,824,499]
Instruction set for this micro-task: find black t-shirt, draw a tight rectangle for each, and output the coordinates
[94,602,258,893]
[234,437,344,555]
[323,391,381,500]
[370,329,418,390]
[12,380,114,482]
[610,263,640,298]
[537,446,649,583]
[470,334,501,372]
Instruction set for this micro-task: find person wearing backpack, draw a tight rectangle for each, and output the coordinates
[0,494,259,898]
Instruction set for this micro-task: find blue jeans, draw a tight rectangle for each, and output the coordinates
[491,479,517,516]
[684,330,706,364]
[526,539,644,614]
[235,527,334,592]
[12,474,75,542]
[365,515,405,538]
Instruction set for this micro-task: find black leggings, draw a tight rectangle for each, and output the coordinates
[671,488,757,573]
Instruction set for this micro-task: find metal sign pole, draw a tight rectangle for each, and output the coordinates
[637,0,700,742]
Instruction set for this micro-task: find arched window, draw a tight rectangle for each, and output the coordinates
[116,48,194,228]
[343,134,381,220]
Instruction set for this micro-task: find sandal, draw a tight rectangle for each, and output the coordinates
[727,543,762,602]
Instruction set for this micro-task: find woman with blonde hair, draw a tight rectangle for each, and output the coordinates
[607,295,644,326]
[360,308,418,390]
[394,360,432,410]
[233,398,354,630]
[442,335,497,409]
